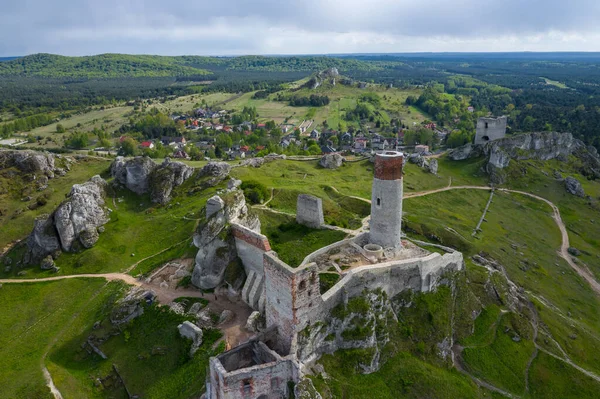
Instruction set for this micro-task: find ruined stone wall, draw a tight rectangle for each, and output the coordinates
[296,194,324,228]
[208,348,299,399]
[475,116,507,145]
[231,223,271,276]
[264,253,321,355]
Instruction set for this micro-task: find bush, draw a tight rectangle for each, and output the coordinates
[241,180,269,205]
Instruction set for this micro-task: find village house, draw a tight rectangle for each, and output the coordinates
[415,144,430,154]
[161,136,187,147]
[310,129,320,140]
[140,141,155,149]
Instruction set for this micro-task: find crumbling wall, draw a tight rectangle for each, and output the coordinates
[231,223,271,277]
[208,342,299,399]
[474,116,507,145]
[296,194,324,228]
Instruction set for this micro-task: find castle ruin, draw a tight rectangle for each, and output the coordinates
[206,151,463,399]
[474,116,507,145]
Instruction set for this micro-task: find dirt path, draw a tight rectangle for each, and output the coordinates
[43,367,63,399]
[125,238,191,274]
[403,185,600,296]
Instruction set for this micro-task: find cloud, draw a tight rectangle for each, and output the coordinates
[1,0,600,55]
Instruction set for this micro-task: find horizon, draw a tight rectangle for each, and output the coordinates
[3,0,600,56]
[5,50,600,59]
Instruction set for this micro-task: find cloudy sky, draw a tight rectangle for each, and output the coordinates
[2,0,600,56]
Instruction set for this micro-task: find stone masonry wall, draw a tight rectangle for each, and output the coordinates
[231,223,271,276]
[296,194,324,228]
[208,345,299,399]
[263,247,463,356]
[475,116,507,145]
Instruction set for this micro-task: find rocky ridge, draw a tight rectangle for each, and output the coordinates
[110,156,194,204]
[448,132,600,183]
[191,189,260,290]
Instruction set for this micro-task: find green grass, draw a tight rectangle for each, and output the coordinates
[529,352,600,398]
[0,157,111,250]
[128,237,197,276]
[255,209,346,267]
[48,303,223,399]
[0,279,123,399]
[541,77,568,89]
[3,168,222,278]
[461,305,503,347]
[462,313,535,395]
[313,351,485,399]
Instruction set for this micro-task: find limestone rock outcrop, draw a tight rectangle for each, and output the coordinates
[197,161,232,187]
[565,176,585,197]
[0,149,72,181]
[111,156,156,195]
[24,175,109,265]
[448,132,600,183]
[191,190,260,290]
[296,290,397,374]
[408,153,438,174]
[150,158,194,204]
[178,321,204,355]
[111,156,194,204]
[319,153,344,169]
[54,175,108,251]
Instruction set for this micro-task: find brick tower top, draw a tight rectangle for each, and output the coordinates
[374,151,404,180]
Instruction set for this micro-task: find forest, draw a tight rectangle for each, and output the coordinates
[3,53,600,150]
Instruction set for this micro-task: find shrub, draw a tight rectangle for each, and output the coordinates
[241,180,269,205]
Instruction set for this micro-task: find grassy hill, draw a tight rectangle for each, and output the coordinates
[0,53,212,78]
[0,54,388,79]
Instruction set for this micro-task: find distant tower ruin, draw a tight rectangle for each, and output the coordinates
[370,151,404,249]
[474,116,507,145]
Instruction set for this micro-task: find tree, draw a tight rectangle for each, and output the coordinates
[120,137,138,156]
[56,123,65,133]
[64,132,89,149]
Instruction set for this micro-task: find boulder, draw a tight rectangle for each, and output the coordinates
[0,150,57,176]
[178,321,204,355]
[149,158,194,204]
[240,158,264,168]
[565,176,585,197]
[428,158,438,175]
[206,196,225,219]
[25,215,61,265]
[568,247,582,256]
[245,311,263,332]
[110,288,156,325]
[53,175,109,251]
[40,255,56,270]
[110,156,156,195]
[319,153,344,169]
[111,156,193,204]
[227,178,242,190]
[218,309,234,325]
[198,162,231,187]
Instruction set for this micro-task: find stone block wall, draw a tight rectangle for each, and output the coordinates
[231,223,271,276]
[208,341,299,399]
[475,116,507,145]
[296,194,324,228]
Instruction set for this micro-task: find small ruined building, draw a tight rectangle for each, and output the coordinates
[474,116,507,145]
[205,151,463,399]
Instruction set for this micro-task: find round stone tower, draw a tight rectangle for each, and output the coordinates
[369,151,404,249]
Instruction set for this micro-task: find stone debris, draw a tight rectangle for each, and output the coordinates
[110,288,156,325]
[218,309,234,325]
[178,321,204,355]
[564,176,585,197]
[245,311,263,332]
